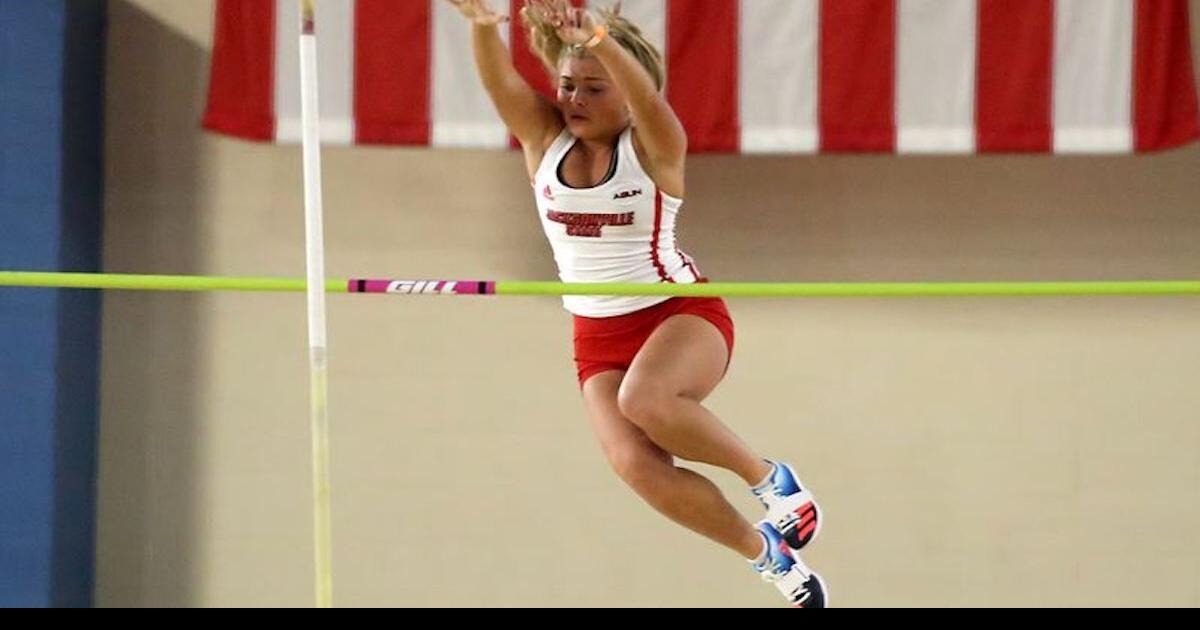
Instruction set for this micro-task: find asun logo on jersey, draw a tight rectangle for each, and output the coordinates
[613,188,643,200]
[386,281,458,295]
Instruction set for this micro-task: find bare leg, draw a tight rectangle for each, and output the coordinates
[583,371,763,560]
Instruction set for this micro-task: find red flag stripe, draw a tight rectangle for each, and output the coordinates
[819,0,897,152]
[976,0,1054,152]
[1134,0,1200,151]
[355,0,432,145]
[203,0,277,141]
[668,0,740,152]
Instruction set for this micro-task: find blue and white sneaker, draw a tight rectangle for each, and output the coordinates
[750,521,828,609]
[752,460,822,552]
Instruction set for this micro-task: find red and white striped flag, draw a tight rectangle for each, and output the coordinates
[203,0,1200,154]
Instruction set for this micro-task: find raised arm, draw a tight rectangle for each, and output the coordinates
[529,1,688,171]
[447,0,563,148]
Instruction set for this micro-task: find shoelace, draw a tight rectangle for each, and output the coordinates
[754,486,780,510]
[757,555,789,582]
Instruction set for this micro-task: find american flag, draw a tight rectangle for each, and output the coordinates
[203,0,1200,154]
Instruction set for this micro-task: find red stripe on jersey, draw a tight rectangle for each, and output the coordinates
[651,190,674,283]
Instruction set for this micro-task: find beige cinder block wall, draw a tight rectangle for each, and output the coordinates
[96,0,1200,607]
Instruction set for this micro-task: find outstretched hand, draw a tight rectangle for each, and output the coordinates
[446,0,510,27]
[526,0,600,46]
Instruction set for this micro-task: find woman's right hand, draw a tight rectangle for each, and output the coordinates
[446,0,510,26]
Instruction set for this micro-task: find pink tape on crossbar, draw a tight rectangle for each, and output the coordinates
[347,280,496,295]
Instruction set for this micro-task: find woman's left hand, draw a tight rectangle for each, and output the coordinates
[527,0,599,46]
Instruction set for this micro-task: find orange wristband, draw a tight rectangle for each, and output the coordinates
[584,24,608,49]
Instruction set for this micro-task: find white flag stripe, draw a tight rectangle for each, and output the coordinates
[431,0,509,148]
[273,0,297,142]
[1053,0,1135,153]
[274,0,356,145]
[739,0,820,153]
[897,0,977,153]
[616,0,668,67]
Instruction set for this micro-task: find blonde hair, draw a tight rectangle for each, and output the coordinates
[519,3,666,91]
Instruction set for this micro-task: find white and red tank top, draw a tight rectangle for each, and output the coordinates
[533,126,703,318]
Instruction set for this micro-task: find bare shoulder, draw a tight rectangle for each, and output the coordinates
[520,117,568,180]
[631,128,685,199]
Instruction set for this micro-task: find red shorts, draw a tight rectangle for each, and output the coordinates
[573,297,736,388]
